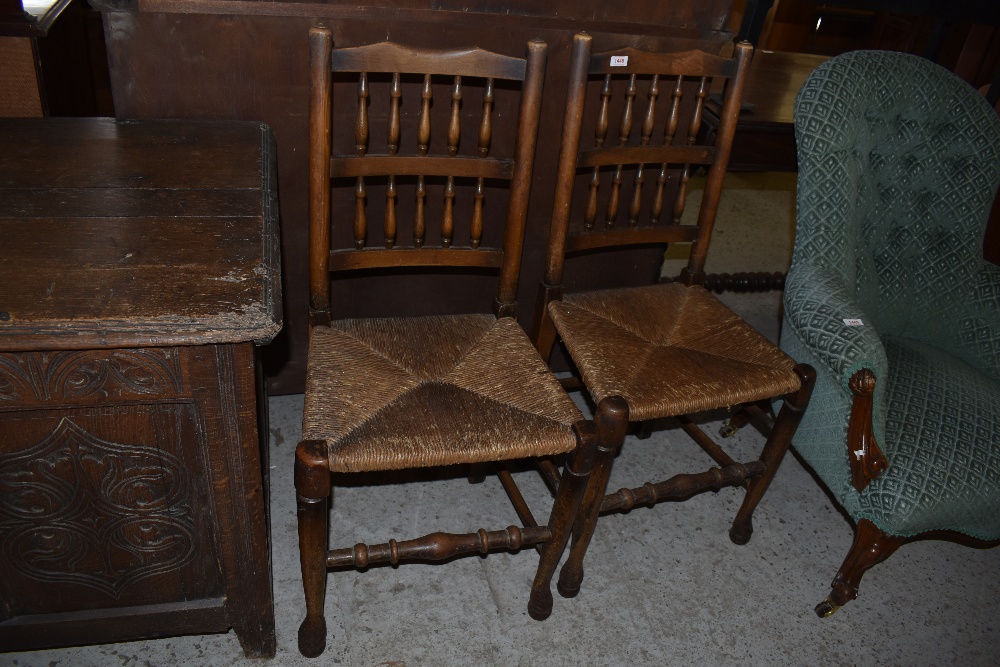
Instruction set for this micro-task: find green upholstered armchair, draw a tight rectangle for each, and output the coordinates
[781,50,1000,616]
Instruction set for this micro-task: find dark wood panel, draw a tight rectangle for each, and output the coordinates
[189,342,274,657]
[3,264,263,316]
[703,50,829,172]
[0,598,229,651]
[735,50,829,127]
[0,402,222,617]
[0,219,277,349]
[0,217,261,261]
[136,0,733,37]
[0,187,260,218]
[0,348,191,406]
[0,346,276,657]
[0,118,267,189]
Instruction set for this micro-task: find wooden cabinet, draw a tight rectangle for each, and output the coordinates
[0,118,281,657]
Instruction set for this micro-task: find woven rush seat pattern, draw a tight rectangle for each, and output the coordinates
[303,314,582,472]
[550,283,801,421]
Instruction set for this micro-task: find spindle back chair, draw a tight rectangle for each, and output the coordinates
[530,33,815,603]
[296,28,599,657]
[535,36,753,351]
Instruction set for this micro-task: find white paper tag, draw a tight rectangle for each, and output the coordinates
[843,318,864,327]
[610,56,628,67]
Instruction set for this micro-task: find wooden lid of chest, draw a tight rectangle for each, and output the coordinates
[0,118,282,351]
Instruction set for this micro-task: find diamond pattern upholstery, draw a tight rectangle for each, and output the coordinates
[860,339,1000,539]
[782,50,1000,539]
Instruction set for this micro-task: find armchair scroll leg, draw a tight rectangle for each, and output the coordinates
[528,420,599,620]
[556,396,629,599]
[817,518,905,617]
[296,440,331,658]
[730,364,815,545]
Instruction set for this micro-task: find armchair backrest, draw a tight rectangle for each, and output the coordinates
[793,50,1000,340]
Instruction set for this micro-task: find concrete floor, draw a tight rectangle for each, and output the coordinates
[5,174,999,666]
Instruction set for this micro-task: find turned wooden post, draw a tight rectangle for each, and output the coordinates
[295,440,331,658]
[556,396,629,599]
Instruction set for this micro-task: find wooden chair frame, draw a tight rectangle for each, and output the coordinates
[530,33,815,601]
[296,27,599,658]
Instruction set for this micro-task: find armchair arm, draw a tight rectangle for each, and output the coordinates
[783,263,888,389]
[783,262,889,449]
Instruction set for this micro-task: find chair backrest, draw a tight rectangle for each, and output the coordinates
[792,50,1000,335]
[308,27,546,325]
[542,33,753,291]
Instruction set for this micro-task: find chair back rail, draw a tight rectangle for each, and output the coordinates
[544,34,752,287]
[308,27,546,324]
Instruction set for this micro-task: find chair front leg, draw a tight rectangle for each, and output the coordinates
[556,396,629,599]
[730,363,815,545]
[296,440,331,658]
[528,420,599,620]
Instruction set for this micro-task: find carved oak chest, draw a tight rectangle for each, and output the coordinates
[0,118,281,657]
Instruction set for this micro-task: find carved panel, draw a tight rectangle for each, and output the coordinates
[0,349,186,406]
[0,417,197,599]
